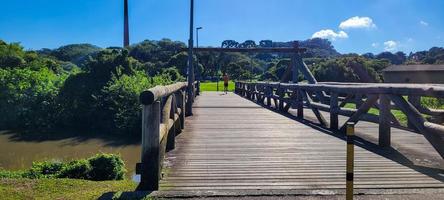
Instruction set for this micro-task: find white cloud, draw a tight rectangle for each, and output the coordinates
[339,16,376,29]
[312,29,348,40]
[371,42,379,48]
[383,40,398,52]
[420,20,429,26]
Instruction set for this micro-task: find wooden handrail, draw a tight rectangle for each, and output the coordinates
[235,81,444,159]
[240,81,444,97]
[136,81,198,191]
[140,82,188,105]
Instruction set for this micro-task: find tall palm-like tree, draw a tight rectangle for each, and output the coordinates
[123,0,129,47]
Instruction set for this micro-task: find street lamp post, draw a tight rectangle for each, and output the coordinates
[186,0,195,116]
[196,27,203,95]
[196,27,202,48]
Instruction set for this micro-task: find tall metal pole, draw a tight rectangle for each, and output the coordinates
[123,0,130,47]
[196,27,202,78]
[196,27,202,95]
[186,0,195,116]
[196,27,202,48]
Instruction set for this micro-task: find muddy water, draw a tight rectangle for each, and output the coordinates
[0,131,141,180]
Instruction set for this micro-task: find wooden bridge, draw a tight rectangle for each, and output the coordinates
[135,80,444,196]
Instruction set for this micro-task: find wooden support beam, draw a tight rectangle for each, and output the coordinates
[379,95,391,147]
[339,94,353,107]
[389,94,444,158]
[354,94,363,109]
[294,55,327,103]
[407,95,420,130]
[330,93,339,130]
[373,101,401,126]
[291,54,299,83]
[302,90,328,126]
[339,95,379,132]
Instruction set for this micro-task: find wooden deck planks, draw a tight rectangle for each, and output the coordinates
[160,92,444,191]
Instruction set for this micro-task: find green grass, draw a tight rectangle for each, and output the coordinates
[0,178,137,200]
[199,81,235,92]
[344,103,408,126]
[343,97,444,126]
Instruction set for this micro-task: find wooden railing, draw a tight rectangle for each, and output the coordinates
[136,81,198,191]
[235,81,444,158]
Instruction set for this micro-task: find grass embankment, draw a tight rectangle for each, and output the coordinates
[0,153,138,200]
[199,81,235,92]
[0,178,137,200]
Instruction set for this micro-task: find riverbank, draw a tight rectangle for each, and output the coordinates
[0,178,137,200]
[0,130,140,178]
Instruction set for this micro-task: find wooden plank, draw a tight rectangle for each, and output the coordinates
[158,92,444,193]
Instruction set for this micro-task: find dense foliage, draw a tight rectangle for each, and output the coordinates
[1,38,443,136]
[0,40,180,135]
[38,44,101,66]
[0,153,126,180]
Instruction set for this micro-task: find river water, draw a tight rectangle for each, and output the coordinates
[0,130,141,180]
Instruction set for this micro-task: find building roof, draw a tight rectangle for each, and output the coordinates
[382,65,444,72]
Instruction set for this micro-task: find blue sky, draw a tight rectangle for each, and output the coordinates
[1,0,443,54]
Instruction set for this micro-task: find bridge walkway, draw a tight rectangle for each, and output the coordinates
[159,92,444,192]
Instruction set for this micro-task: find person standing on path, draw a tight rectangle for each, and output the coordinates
[223,73,229,94]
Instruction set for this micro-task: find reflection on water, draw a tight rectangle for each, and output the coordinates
[0,130,141,181]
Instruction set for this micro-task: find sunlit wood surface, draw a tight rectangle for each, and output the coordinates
[160,92,444,191]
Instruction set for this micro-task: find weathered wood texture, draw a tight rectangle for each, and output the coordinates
[159,92,444,191]
[137,82,194,191]
[236,81,444,158]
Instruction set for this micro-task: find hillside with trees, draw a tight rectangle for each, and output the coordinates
[1,38,443,135]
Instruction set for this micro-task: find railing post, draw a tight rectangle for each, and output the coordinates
[266,86,272,106]
[196,81,200,96]
[354,94,363,108]
[166,95,176,151]
[234,82,238,94]
[278,88,285,111]
[379,94,391,147]
[186,84,194,116]
[138,101,161,191]
[330,93,339,130]
[297,89,304,119]
[177,90,185,129]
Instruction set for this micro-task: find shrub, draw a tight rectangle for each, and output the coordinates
[0,154,127,181]
[98,71,173,135]
[88,154,126,181]
[58,159,92,179]
[0,170,26,178]
[422,97,444,109]
[27,161,65,178]
[0,67,67,129]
